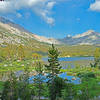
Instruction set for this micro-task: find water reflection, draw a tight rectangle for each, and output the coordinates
[29,72,81,84]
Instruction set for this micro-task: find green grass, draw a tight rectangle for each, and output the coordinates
[61,65,100,78]
[0,59,35,73]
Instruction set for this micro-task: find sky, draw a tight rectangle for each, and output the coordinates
[0,0,100,38]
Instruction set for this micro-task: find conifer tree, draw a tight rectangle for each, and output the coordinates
[45,44,62,82]
[34,61,45,100]
[18,66,32,100]
[45,44,62,100]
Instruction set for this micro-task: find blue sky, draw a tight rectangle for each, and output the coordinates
[0,0,100,38]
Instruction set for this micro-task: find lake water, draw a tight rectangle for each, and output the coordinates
[43,56,94,69]
[43,56,94,62]
[29,72,81,84]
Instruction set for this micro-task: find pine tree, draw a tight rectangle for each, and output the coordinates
[45,44,62,100]
[34,61,45,100]
[18,66,32,100]
[45,44,62,82]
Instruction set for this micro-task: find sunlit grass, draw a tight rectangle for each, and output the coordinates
[0,59,35,73]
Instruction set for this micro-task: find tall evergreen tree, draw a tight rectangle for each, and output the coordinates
[45,44,62,82]
[34,61,45,100]
[45,44,62,100]
[18,66,32,100]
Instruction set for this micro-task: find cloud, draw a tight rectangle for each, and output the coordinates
[16,13,22,18]
[89,0,100,12]
[0,0,58,25]
[46,1,56,10]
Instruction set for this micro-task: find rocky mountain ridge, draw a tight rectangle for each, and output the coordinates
[0,17,60,45]
[59,30,100,45]
[0,17,100,45]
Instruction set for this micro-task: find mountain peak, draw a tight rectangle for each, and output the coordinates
[82,30,95,36]
[87,30,95,33]
[85,30,95,35]
[73,30,96,38]
[60,30,100,45]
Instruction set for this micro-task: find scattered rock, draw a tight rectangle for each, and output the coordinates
[21,64,24,66]
[4,64,8,67]
[72,77,76,80]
